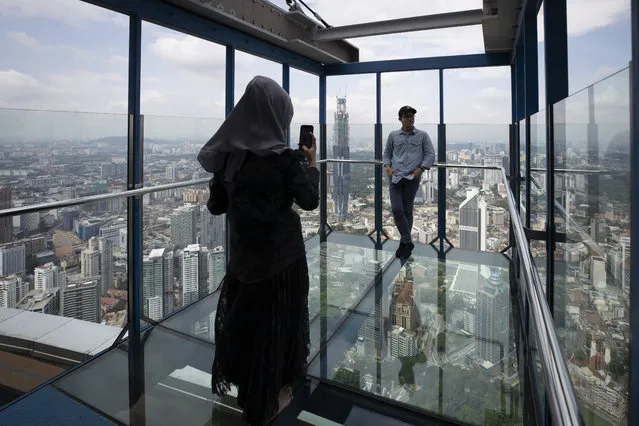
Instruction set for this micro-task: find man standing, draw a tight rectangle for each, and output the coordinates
[383,106,436,258]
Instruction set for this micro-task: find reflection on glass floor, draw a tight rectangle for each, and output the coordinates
[0,234,522,426]
[307,236,523,426]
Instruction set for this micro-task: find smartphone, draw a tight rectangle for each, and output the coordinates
[299,125,314,149]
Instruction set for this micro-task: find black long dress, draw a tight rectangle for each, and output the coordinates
[207,149,319,425]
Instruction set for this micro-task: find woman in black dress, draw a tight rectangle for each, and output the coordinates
[198,75,319,425]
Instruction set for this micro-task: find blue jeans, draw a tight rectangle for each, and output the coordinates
[389,177,420,244]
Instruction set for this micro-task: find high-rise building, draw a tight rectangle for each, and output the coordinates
[459,188,488,251]
[182,244,201,306]
[81,239,101,278]
[475,267,509,365]
[390,326,418,359]
[143,248,174,321]
[482,155,503,186]
[208,246,226,293]
[0,275,28,309]
[60,279,100,323]
[171,205,197,249]
[166,165,177,181]
[390,266,420,331]
[332,96,350,222]
[620,236,631,295]
[0,187,12,244]
[200,205,225,251]
[98,238,113,295]
[0,244,25,276]
[20,212,40,233]
[34,262,67,291]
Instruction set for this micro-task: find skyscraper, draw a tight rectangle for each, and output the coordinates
[97,238,113,295]
[0,187,12,244]
[143,248,173,320]
[208,246,226,293]
[81,238,101,278]
[0,275,28,309]
[182,244,201,306]
[0,244,25,276]
[332,96,350,222]
[459,188,488,251]
[171,205,197,249]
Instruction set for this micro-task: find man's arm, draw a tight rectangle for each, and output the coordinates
[420,132,436,169]
[383,133,393,166]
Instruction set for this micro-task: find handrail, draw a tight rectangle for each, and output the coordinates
[0,178,211,218]
[499,167,582,425]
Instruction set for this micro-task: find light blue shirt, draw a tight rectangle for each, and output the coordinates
[383,127,436,184]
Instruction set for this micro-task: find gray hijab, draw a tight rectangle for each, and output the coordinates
[197,76,294,181]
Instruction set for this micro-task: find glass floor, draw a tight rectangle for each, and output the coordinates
[0,233,523,426]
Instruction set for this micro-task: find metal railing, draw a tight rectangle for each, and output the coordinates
[0,177,211,218]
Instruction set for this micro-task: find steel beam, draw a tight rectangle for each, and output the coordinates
[314,9,482,41]
[163,0,358,63]
[325,52,511,75]
[82,0,324,74]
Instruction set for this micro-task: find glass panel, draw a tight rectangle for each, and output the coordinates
[566,0,631,94]
[55,326,220,425]
[234,51,281,103]
[161,291,220,343]
[538,4,546,109]
[381,124,438,243]
[0,110,128,206]
[290,68,320,239]
[142,183,225,319]
[309,247,521,425]
[553,68,631,426]
[327,163,375,236]
[530,111,547,231]
[443,125,510,253]
[444,67,511,126]
[306,239,394,356]
[140,22,225,118]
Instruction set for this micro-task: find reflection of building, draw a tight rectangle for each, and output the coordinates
[332,96,350,222]
[390,266,420,331]
[459,188,487,251]
[475,267,509,365]
[390,326,418,359]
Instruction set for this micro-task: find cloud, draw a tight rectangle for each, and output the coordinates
[148,35,226,74]
[7,31,41,49]
[538,0,629,42]
[0,0,127,27]
[109,55,128,65]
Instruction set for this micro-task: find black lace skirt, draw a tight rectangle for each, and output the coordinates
[211,256,310,425]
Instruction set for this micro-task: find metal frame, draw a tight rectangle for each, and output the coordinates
[313,9,482,41]
[324,53,511,75]
[83,0,323,75]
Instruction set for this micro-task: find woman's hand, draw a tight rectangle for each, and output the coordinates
[302,132,317,168]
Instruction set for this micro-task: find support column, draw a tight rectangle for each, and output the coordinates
[126,13,145,426]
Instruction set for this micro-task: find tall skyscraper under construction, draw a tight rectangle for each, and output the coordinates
[332,96,350,222]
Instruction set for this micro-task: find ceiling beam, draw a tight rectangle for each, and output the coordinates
[163,0,359,63]
[313,9,483,42]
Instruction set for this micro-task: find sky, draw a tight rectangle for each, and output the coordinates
[0,0,632,144]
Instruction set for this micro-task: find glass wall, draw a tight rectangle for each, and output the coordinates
[552,68,631,425]
[290,68,320,239]
[0,0,131,396]
[381,71,439,243]
[325,74,376,235]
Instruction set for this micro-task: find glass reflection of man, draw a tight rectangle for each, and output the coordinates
[383,106,436,259]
